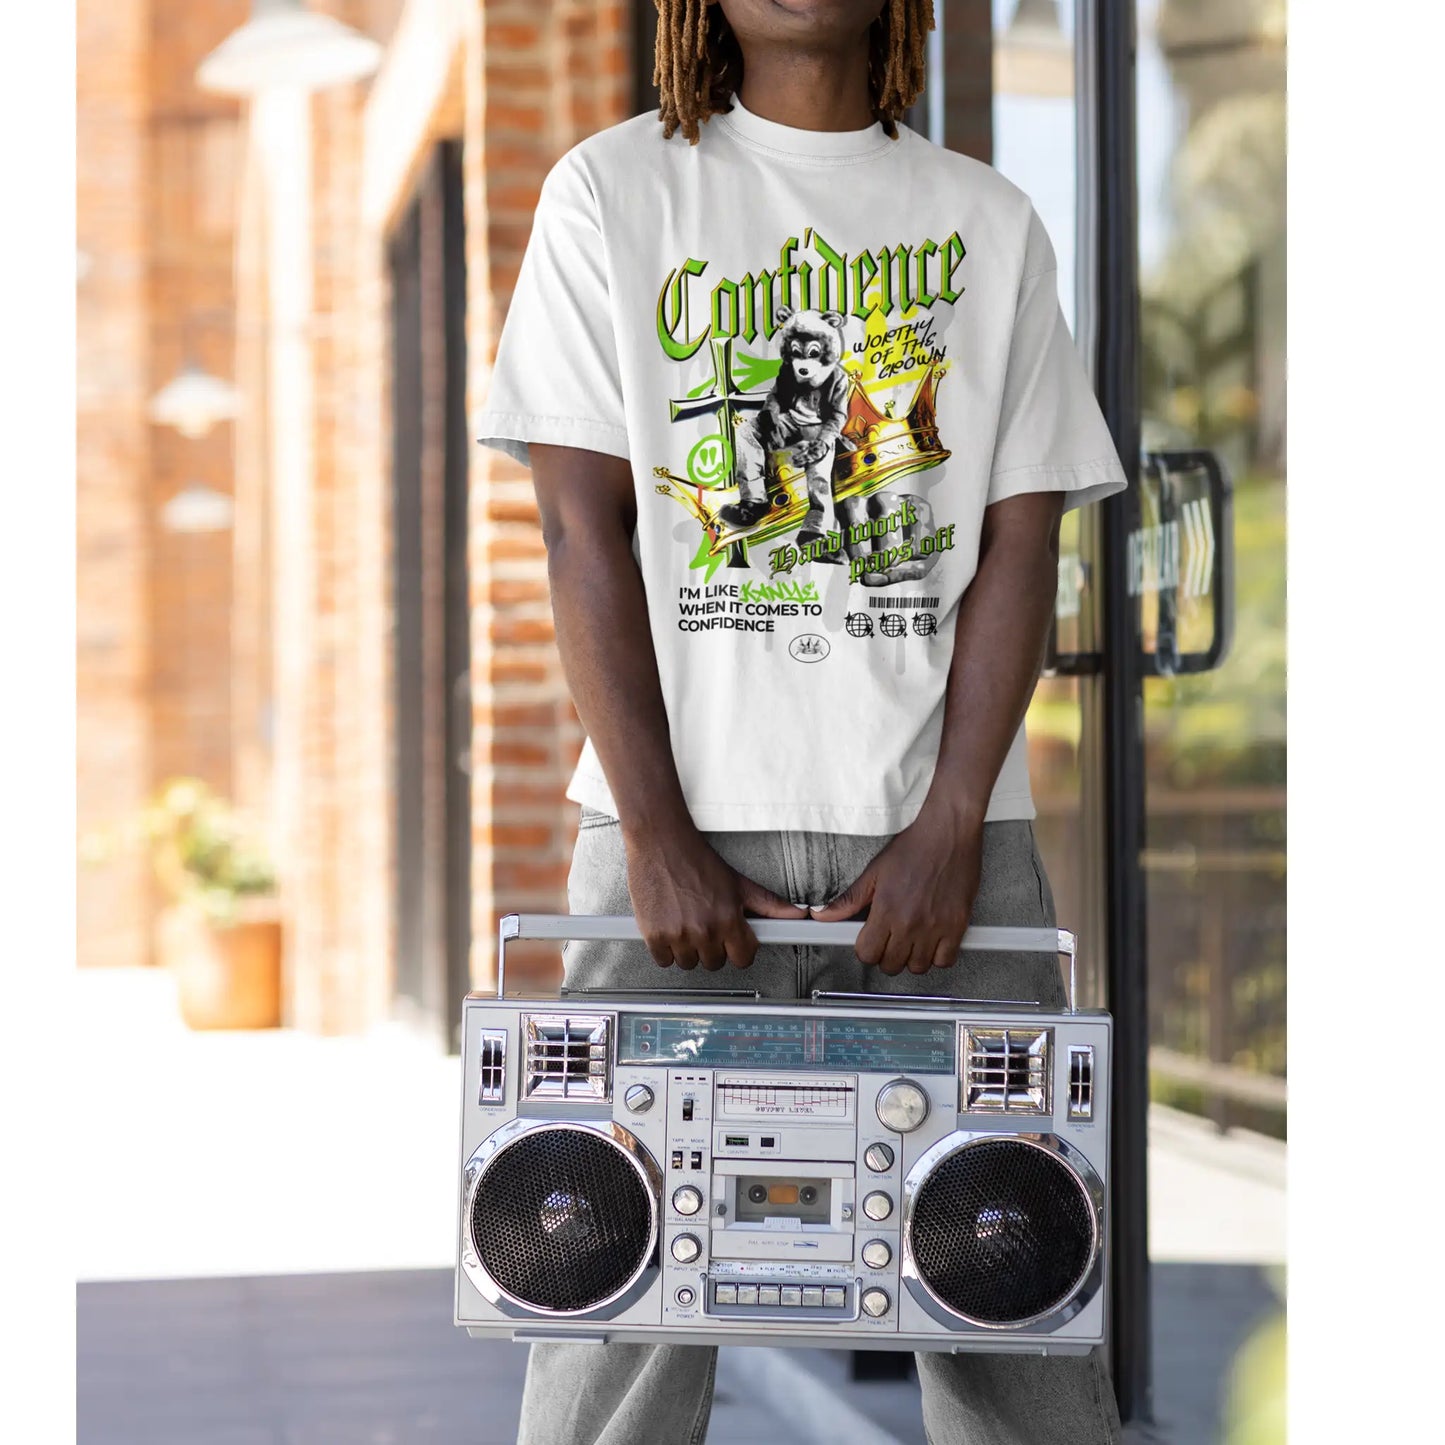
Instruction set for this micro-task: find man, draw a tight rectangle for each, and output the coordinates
[475,3,1128,1441]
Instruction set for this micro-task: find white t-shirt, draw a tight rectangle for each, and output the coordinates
[476,98,1127,836]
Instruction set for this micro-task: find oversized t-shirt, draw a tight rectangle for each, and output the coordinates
[476,97,1128,836]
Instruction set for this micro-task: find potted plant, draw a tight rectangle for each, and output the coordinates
[145,778,283,1030]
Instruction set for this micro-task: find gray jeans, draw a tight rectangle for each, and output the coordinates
[516,813,1123,1445]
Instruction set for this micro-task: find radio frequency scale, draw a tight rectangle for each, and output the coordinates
[455,915,1110,1355]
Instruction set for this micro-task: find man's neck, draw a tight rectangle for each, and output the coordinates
[734,50,875,132]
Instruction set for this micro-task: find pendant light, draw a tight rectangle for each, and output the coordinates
[161,482,237,535]
[149,361,242,439]
[197,0,383,97]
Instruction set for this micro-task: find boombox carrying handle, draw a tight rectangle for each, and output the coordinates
[496,914,1079,1014]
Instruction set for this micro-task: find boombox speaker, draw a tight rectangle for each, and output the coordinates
[456,915,1110,1355]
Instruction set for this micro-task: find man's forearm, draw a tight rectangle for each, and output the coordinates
[923,502,1062,826]
[545,526,694,840]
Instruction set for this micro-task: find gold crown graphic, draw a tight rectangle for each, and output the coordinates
[655,363,950,559]
[831,362,951,503]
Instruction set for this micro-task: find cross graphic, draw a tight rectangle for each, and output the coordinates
[668,336,773,570]
[668,336,767,449]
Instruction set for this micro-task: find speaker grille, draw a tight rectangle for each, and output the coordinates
[961,1027,1051,1114]
[470,1126,655,1313]
[909,1138,1095,1327]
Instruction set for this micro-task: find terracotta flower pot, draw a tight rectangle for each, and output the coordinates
[157,900,283,1030]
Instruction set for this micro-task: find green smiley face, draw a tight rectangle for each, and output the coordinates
[687,433,733,489]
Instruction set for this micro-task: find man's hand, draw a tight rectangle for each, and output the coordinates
[815,490,1064,976]
[811,803,985,975]
[625,828,807,971]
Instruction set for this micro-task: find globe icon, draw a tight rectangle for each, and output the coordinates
[845,612,873,639]
[879,612,906,639]
[913,612,938,637]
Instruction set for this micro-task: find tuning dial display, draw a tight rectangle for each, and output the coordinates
[862,1191,894,1222]
[876,1079,930,1133]
[863,1142,895,1173]
[861,1239,892,1269]
[623,1084,655,1113]
[672,1185,703,1216]
[671,1233,702,1264]
[861,1287,891,1318]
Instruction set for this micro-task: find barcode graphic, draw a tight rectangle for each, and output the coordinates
[870,596,938,608]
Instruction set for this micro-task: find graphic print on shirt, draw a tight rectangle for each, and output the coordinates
[650,226,965,640]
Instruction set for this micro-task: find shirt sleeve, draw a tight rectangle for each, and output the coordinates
[986,208,1128,512]
[474,152,629,468]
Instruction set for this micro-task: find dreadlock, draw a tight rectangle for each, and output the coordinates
[654,0,934,146]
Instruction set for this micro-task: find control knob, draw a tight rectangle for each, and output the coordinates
[876,1079,930,1134]
[861,1287,892,1318]
[672,1185,704,1216]
[863,1142,895,1173]
[861,1239,892,1269]
[862,1191,894,1222]
[623,1084,655,1114]
[671,1233,702,1264]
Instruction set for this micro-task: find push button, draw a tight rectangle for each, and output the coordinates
[823,1287,847,1308]
[780,1286,802,1307]
[736,1285,759,1306]
[714,1283,737,1305]
[802,1287,823,1307]
[758,1285,780,1306]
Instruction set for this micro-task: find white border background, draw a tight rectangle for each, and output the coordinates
[3,0,76,1440]
[1289,1,1445,1438]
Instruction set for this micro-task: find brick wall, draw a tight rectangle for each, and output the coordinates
[466,0,633,988]
[77,0,155,968]
[144,15,247,801]
[79,0,647,1012]
[78,0,251,968]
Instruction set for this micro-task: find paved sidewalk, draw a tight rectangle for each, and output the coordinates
[77,1264,1277,1445]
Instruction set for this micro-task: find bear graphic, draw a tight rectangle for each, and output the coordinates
[719,306,855,548]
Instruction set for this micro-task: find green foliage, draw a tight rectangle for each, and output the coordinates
[1223,1306,1286,1445]
[1143,470,1286,791]
[144,778,275,927]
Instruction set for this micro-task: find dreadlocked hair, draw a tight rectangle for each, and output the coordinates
[654,0,934,146]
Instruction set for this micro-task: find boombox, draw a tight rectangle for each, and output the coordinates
[455,915,1110,1355]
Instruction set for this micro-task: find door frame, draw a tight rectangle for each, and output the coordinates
[1092,0,1153,1426]
[387,140,472,1051]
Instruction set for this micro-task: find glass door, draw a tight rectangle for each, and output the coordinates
[1135,0,1286,1135]
[1013,0,1285,1423]
[1134,6,1287,1434]
[1097,0,1285,1429]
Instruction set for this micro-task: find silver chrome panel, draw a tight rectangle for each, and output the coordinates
[521,1012,613,1101]
[960,1027,1052,1115]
